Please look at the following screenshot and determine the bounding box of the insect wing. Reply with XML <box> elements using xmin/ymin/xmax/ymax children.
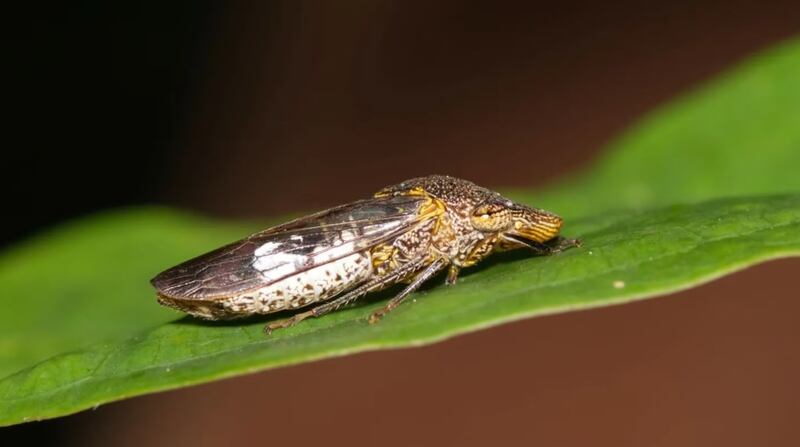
<box><xmin>151</xmin><ymin>195</ymin><xmax>427</xmax><ymax>300</ymax></box>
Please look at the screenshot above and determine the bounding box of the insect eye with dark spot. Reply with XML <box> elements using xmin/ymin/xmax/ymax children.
<box><xmin>470</xmin><ymin>202</ymin><xmax>512</xmax><ymax>232</ymax></box>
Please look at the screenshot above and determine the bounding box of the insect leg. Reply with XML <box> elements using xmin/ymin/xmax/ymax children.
<box><xmin>264</xmin><ymin>258</ymin><xmax>428</xmax><ymax>334</ymax></box>
<box><xmin>368</xmin><ymin>257</ymin><xmax>448</xmax><ymax>324</ymax></box>
<box><xmin>528</xmin><ymin>236</ymin><xmax>582</xmax><ymax>255</ymax></box>
<box><xmin>446</xmin><ymin>265</ymin><xmax>460</xmax><ymax>285</ymax></box>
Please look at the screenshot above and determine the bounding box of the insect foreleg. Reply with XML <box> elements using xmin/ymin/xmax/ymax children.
<box><xmin>527</xmin><ymin>236</ymin><xmax>582</xmax><ymax>255</ymax></box>
<box><xmin>264</xmin><ymin>257</ymin><xmax>429</xmax><ymax>334</ymax></box>
<box><xmin>446</xmin><ymin>265</ymin><xmax>460</xmax><ymax>285</ymax></box>
<box><xmin>368</xmin><ymin>257</ymin><xmax>448</xmax><ymax>324</ymax></box>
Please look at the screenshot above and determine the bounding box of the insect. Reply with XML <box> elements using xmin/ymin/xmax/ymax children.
<box><xmin>152</xmin><ymin>175</ymin><xmax>580</xmax><ymax>333</ymax></box>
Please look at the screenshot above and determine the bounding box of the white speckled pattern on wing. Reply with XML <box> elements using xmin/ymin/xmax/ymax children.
<box><xmin>220</xmin><ymin>252</ymin><xmax>372</xmax><ymax>315</ymax></box>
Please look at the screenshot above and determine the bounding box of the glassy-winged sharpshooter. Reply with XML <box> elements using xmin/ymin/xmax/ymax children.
<box><xmin>151</xmin><ymin>175</ymin><xmax>580</xmax><ymax>333</ymax></box>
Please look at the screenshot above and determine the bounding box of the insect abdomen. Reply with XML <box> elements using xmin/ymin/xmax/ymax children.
<box><xmin>216</xmin><ymin>252</ymin><xmax>373</xmax><ymax>317</ymax></box>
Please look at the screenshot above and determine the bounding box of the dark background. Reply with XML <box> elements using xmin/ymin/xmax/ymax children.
<box><xmin>4</xmin><ymin>1</ymin><xmax>800</xmax><ymax>445</ymax></box>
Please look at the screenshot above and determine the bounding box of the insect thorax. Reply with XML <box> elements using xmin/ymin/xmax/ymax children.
<box><xmin>370</xmin><ymin>191</ymin><xmax>496</xmax><ymax>273</ymax></box>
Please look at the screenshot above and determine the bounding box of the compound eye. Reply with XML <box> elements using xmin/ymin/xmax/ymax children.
<box><xmin>471</xmin><ymin>203</ymin><xmax>510</xmax><ymax>231</ymax></box>
<box><xmin>473</xmin><ymin>203</ymin><xmax>504</xmax><ymax>218</ymax></box>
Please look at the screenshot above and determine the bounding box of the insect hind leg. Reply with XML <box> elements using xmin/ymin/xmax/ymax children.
<box><xmin>368</xmin><ymin>257</ymin><xmax>448</xmax><ymax>324</ymax></box>
<box><xmin>264</xmin><ymin>257</ymin><xmax>429</xmax><ymax>334</ymax></box>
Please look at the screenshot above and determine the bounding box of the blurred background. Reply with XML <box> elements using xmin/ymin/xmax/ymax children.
<box><xmin>4</xmin><ymin>1</ymin><xmax>800</xmax><ymax>445</ymax></box>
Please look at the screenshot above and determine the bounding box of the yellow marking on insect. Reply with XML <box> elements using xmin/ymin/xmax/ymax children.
<box><xmin>374</xmin><ymin>185</ymin><xmax>428</xmax><ymax>198</ymax></box>
<box><xmin>373</xmin><ymin>184</ymin><xmax>446</xmax><ymax>233</ymax></box>
<box><xmin>417</xmin><ymin>196</ymin><xmax>447</xmax><ymax>234</ymax></box>
<box><xmin>462</xmin><ymin>236</ymin><xmax>498</xmax><ymax>267</ymax></box>
<box><xmin>516</xmin><ymin>218</ymin><xmax>562</xmax><ymax>242</ymax></box>
<box><xmin>370</xmin><ymin>243</ymin><xmax>397</xmax><ymax>274</ymax></box>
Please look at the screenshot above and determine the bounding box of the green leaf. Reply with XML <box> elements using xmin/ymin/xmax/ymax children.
<box><xmin>2</xmin><ymin>38</ymin><xmax>800</xmax><ymax>425</ymax></box>
<box><xmin>2</xmin><ymin>196</ymin><xmax>800</xmax><ymax>425</ymax></box>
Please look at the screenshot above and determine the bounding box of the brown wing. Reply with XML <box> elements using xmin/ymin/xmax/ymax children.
<box><xmin>151</xmin><ymin>194</ymin><xmax>428</xmax><ymax>300</ymax></box>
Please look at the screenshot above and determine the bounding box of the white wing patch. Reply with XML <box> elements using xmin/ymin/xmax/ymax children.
<box><xmin>251</xmin><ymin>230</ymin><xmax>360</xmax><ymax>282</ymax></box>
<box><xmin>254</xmin><ymin>241</ymin><xmax>283</xmax><ymax>257</ymax></box>
<box><xmin>252</xmin><ymin>253</ymin><xmax>306</xmax><ymax>282</ymax></box>
<box><xmin>251</xmin><ymin>222</ymin><xmax>403</xmax><ymax>283</ymax></box>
